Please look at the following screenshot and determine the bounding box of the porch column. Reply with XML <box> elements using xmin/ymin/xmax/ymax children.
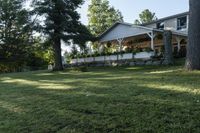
<box><xmin>117</xmin><ymin>38</ymin><xmax>124</xmax><ymax>61</ymax></box>
<box><xmin>175</xmin><ymin>37</ymin><xmax>181</xmax><ymax>52</ymax></box>
<box><xmin>103</xmin><ymin>43</ymin><xmax>106</xmax><ymax>63</ymax></box>
<box><xmin>147</xmin><ymin>31</ymin><xmax>155</xmax><ymax>50</ymax></box>
<box><xmin>117</xmin><ymin>38</ymin><xmax>124</xmax><ymax>52</ymax></box>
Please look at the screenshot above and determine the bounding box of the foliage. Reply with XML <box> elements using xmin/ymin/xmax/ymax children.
<box><xmin>134</xmin><ymin>9</ymin><xmax>157</xmax><ymax>24</ymax></box>
<box><xmin>144</xmin><ymin>47</ymin><xmax>154</xmax><ymax>52</ymax></box>
<box><xmin>32</xmin><ymin>38</ymin><xmax>55</xmax><ymax>65</ymax></box>
<box><xmin>0</xmin><ymin>0</ymin><xmax>49</xmax><ymax>72</ymax></box>
<box><xmin>0</xmin><ymin>0</ymin><xmax>32</xmax><ymax>69</ymax></box>
<box><xmin>88</xmin><ymin>0</ymin><xmax>123</xmax><ymax>36</ymax></box>
<box><xmin>88</xmin><ymin>0</ymin><xmax>123</xmax><ymax>52</ymax></box>
<box><xmin>0</xmin><ymin>61</ymin><xmax>25</xmax><ymax>73</ymax></box>
<box><xmin>25</xmin><ymin>38</ymin><xmax>54</xmax><ymax>69</ymax></box>
<box><xmin>74</xmin><ymin>66</ymin><xmax>89</xmax><ymax>72</ymax></box>
<box><xmin>67</xmin><ymin>47</ymin><xmax>155</xmax><ymax>60</ymax></box>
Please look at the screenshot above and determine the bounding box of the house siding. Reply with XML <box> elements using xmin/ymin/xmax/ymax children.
<box><xmin>145</xmin><ymin>14</ymin><xmax>189</xmax><ymax>34</ymax></box>
<box><xmin>164</xmin><ymin>18</ymin><xmax>177</xmax><ymax>31</ymax></box>
<box><xmin>99</xmin><ymin>24</ymin><xmax>152</xmax><ymax>43</ymax></box>
<box><xmin>145</xmin><ymin>23</ymin><xmax>156</xmax><ymax>29</ymax></box>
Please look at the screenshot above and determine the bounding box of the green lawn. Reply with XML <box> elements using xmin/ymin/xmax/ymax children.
<box><xmin>1</xmin><ymin>64</ymin><xmax>200</xmax><ymax>133</ymax></box>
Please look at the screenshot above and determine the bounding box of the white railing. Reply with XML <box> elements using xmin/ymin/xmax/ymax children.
<box><xmin>134</xmin><ymin>52</ymin><xmax>155</xmax><ymax>59</ymax></box>
<box><xmin>70</xmin><ymin>52</ymin><xmax>154</xmax><ymax>64</ymax></box>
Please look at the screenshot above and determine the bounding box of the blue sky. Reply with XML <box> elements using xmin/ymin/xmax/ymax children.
<box><xmin>78</xmin><ymin>0</ymin><xmax>189</xmax><ymax>25</ymax></box>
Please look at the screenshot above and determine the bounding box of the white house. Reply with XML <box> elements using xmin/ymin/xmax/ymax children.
<box><xmin>71</xmin><ymin>12</ymin><xmax>189</xmax><ymax>64</ymax></box>
<box><xmin>98</xmin><ymin>12</ymin><xmax>188</xmax><ymax>55</ymax></box>
<box><xmin>142</xmin><ymin>12</ymin><xmax>189</xmax><ymax>34</ymax></box>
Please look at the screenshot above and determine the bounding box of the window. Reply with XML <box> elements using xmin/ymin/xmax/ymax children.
<box><xmin>157</xmin><ymin>22</ymin><xmax>164</xmax><ymax>30</ymax></box>
<box><xmin>177</xmin><ymin>16</ymin><xmax>187</xmax><ymax>30</ymax></box>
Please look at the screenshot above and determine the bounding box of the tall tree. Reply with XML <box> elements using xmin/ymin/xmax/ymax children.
<box><xmin>88</xmin><ymin>0</ymin><xmax>123</xmax><ymax>36</ymax></box>
<box><xmin>186</xmin><ymin>0</ymin><xmax>200</xmax><ymax>70</ymax></box>
<box><xmin>0</xmin><ymin>0</ymin><xmax>31</xmax><ymax>63</ymax></box>
<box><xmin>32</xmin><ymin>0</ymin><xmax>92</xmax><ymax>71</ymax></box>
<box><xmin>134</xmin><ymin>9</ymin><xmax>157</xmax><ymax>24</ymax></box>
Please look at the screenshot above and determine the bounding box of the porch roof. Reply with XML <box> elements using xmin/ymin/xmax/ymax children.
<box><xmin>98</xmin><ymin>22</ymin><xmax>187</xmax><ymax>43</ymax></box>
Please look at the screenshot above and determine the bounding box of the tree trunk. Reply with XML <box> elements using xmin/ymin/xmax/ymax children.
<box><xmin>163</xmin><ymin>30</ymin><xmax>174</xmax><ymax>65</ymax></box>
<box><xmin>53</xmin><ymin>37</ymin><xmax>63</xmax><ymax>71</ymax></box>
<box><xmin>186</xmin><ymin>0</ymin><xmax>200</xmax><ymax>70</ymax></box>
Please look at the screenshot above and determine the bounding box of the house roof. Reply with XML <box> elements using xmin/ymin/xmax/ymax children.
<box><xmin>98</xmin><ymin>22</ymin><xmax>132</xmax><ymax>39</ymax></box>
<box><xmin>141</xmin><ymin>11</ymin><xmax>189</xmax><ymax>26</ymax></box>
<box><xmin>98</xmin><ymin>22</ymin><xmax>162</xmax><ymax>42</ymax></box>
<box><xmin>98</xmin><ymin>22</ymin><xmax>161</xmax><ymax>41</ymax></box>
<box><xmin>98</xmin><ymin>22</ymin><xmax>187</xmax><ymax>43</ymax></box>
<box><xmin>98</xmin><ymin>11</ymin><xmax>190</xmax><ymax>41</ymax></box>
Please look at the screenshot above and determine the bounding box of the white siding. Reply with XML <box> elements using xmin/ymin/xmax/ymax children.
<box><xmin>145</xmin><ymin>23</ymin><xmax>157</xmax><ymax>29</ymax></box>
<box><xmin>164</xmin><ymin>18</ymin><xmax>177</xmax><ymax>31</ymax></box>
<box><xmin>144</xmin><ymin>15</ymin><xmax>189</xmax><ymax>34</ymax></box>
<box><xmin>134</xmin><ymin>52</ymin><xmax>154</xmax><ymax>59</ymax></box>
<box><xmin>99</xmin><ymin>24</ymin><xmax>152</xmax><ymax>43</ymax></box>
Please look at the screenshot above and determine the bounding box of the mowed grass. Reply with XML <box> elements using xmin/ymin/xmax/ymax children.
<box><xmin>1</xmin><ymin>63</ymin><xmax>200</xmax><ymax>132</ymax></box>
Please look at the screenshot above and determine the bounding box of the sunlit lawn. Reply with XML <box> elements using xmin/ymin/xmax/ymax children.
<box><xmin>1</xmin><ymin>62</ymin><xmax>200</xmax><ymax>132</ymax></box>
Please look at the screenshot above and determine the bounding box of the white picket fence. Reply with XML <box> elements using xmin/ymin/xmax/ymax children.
<box><xmin>70</xmin><ymin>52</ymin><xmax>154</xmax><ymax>64</ymax></box>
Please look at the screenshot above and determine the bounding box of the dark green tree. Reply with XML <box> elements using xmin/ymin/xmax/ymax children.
<box><xmin>32</xmin><ymin>0</ymin><xmax>92</xmax><ymax>71</ymax></box>
<box><xmin>134</xmin><ymin>9</ymin><xmax>157</xmax><ymax>24</ymax></box>
<box><xmin>0</xmin><ymin>0</ymin><xmax>31</xmax><ymax>65</ymax></box>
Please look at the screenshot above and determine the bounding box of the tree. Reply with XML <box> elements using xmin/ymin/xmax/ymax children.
<box><xmin>134</xmin><ymin>9</ymin><xmax>157</xmax><ymax>24</ymax></box>
<box><xmin>185</xmin><ymin>0</ymin><xmax>200</xmax><ymax>70</ymax></box>
<box><xmin>0</xmin><ymin>0</ymin><xmax>31</xmax><ymax>64</ymax></box>
<box><xmin>27</xmin><ymin>37</ymin><xmax>55</xmax><ymax>68</ymax></box>
<box><xmin>32</xmin><ymin>0</ymin><xmax>92</xmax><ymax>71</ymax></box>
<box><xmin>88</xmin><ymin>0</ymin><xmax>123</xmax><ymax>36</ymax></box>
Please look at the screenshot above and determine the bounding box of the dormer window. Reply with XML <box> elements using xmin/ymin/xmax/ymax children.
<box><xmin>177</xmin><ymin>16</ymin><xmax>187</xmax><ymax>30</ymax></box>
<box><xmin>157</xmin><ymin>22</ymin><xmax>164</xmax><ymax>30</ymax></box>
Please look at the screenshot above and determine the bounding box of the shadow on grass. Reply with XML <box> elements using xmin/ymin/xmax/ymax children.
<box><xmin>0</xmin><ymin>66</ymin><xmax>200</xmax><ymax>133</ymax></box>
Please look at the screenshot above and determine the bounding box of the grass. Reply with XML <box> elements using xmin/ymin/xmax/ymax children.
<box><xmin>1</xmin><ymin>61</ymin><xmax>200</xmax><ymax>132</ymax></box>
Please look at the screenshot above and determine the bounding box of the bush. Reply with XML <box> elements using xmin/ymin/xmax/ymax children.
<box><xmin>144</xmin><ymin>47</ymin><xmax>154</xmax><ymax>52</ymax></box>
<box><xmin>0</xmin><ymin>61</ymin><xmax>24</xmax><ymax>73</ymax></box>
<box><xmin>72</xmin><ymin>66</ymin><xmax>89</xmax><ymax>72</ymax></box>
<box><xmin>79</xmin><ymin>66</ymin><xmax>89</xmax><ymax>72</ymax></box>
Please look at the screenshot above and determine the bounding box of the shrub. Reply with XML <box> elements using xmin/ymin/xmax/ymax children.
<box><xmin>0</xmin><ymin>61</ymin><xmax>24</xmax><ymax>73</ymax></box>
<box><xmin>144</xmin><ymin>47</ymin><xmax>154</xmax><ymax>52</ymax></box>
<box><xmin>72</xmin><ymin>66</ymin><xmax>88</xmax><ymax>72</ymax></box>
<box><xmin>79</xmin><ymin>66</ymin><xmax>89</xmax><ymax>72</ymax></box>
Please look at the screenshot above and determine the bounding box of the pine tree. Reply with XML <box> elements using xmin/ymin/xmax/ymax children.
<box><xmin>33</xmin><ymin>0</ymin><xmax>92</xmax><ymax>71</ymax></box>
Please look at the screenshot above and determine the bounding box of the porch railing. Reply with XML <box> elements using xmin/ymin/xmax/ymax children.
<box><xmin>70</xmin><ymin>52</ymin><xmax>154</xmax><ymax>64</ymax></box>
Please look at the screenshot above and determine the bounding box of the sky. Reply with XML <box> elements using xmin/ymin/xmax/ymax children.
<box><xmin>78</xmin><ymin>0</ymin><xmax>189</xmax><ymax>25</ymax></box>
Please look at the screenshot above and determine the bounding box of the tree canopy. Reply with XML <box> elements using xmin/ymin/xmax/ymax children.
<box><xmin>88</xmin><ymin>0</ymin><xmax>123</xmax><ymax>36</ymax></box>
<box><xmin>0</xmin><ymin>0</ymin><xmax>32</xmax><ymax>62</ymax></box>
<box><xmin>134</xmin><ymin>9</ymin><xmax>157</xmax><ymax>25</ymax></box>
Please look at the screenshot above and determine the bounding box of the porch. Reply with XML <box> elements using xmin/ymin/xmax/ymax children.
<box><xmin>70</xmin><ymin>22</ymin><xmax>187</xmax><ymax>65</ymax></box>
<box><xmin>98</xmin><ymin>22</ymin><xmax>188</xmax><ymax>57</ymax></box>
